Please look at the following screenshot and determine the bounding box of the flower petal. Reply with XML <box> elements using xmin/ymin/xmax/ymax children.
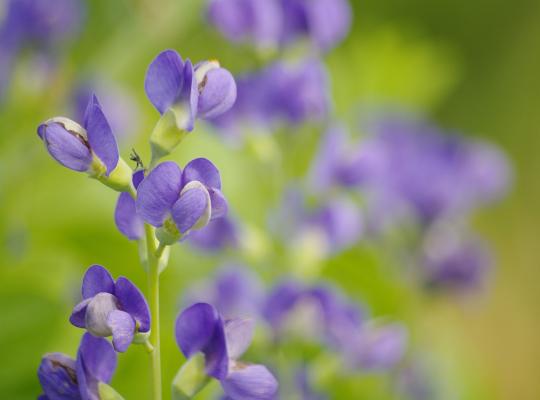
<box><xmin>115</xmin><ymin>192</ymin><xmax>144</xmax><ymax>240</ymax></box>
<box><xmin>114</xmin><ymin>277</ymin><xmax>151</xmax><ymax>332</ymax></box>
<box><xmin>145</xmin><ymin>49</ymin><xmax>184</xmax><ymax>114</ymax></box>
<box><xmin>70</xmin><ymin>298</ymin><xmax>91</xmax><ymax>328</ymax></box>
<box><xmin>107</xmin><ymin>310</ymin><xmax>135</xmax><ymax>353</ymax></box>
<box><xmin>41</xmin><ymin>122</ymin><xmax>92</xmax><ymax>172</ymax></box>
<box><xmin>78</xmin><ymin>332</ymin><xmax>117</xmax><ymax>384</ymax></box>
<box><xmin>175</xmin><ymin>303</ymin><xmax>229</xmax><ymax>379</ymax></box>
<box><xmin>221</xmin><ymin>363</ymin><xmax>278</xmax><ymax>400</ymax></box>
<box><xmin>183</xmin><ymin>158</ymin><xmax>222</xmax><ymax>189</ymax></box>
<box><xmin>38</xmin><ymin>353</ymin><xmax>79</xmax><ymax>400</ymax></box>
<box><xmin>84</xmin><ymin>95</ymin><xmax>119</xmax><ymax>175</ymax></box>
<box><xmin>171</xmin><ymin>185</ymin><xmax>210</xmax><ymax>233</ymax></box>
<box><xmin>224</xmin><ymin>318</ymin><xmax>255</xmax><ymax>359</ymax></box>
<box><xmin>197</xmin><ymin>67</ymin><xmax>237</xmax><ymax>119</ymax></box>
<box><xmin>178</xmin><ymin>59</ymin><xmax>199</xmax><ymax>132</ymax></box>
<box><xmin>82</xmin><ymin>265</ymin><xmax>115</xmax><ymax>299</ymax></box>
<box><xmin>85</xmin><ymin>293</ymin><xmax>118</xmax><ymax>337</ymax></box>
<box><xmin>209</xmin><ymin>188</ymin><xmax>228</xmax><ymax>220</ymax></box>
<box><xmin>136</xmin><ymin>161</ymin><xmax>183</xmax><ymax>227</ymax></box>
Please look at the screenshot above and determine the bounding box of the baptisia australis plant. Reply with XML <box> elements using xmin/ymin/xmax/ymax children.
<box><xmin>35</xmin><ymin>49</ymin><xmax>273</xmax><ymax>400</ymax></box>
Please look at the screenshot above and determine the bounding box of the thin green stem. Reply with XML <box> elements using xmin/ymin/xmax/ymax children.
<box><xmin>145</xmin><ymin>224</ymin><xmax>162</xmax><ymax>400</ymax></box>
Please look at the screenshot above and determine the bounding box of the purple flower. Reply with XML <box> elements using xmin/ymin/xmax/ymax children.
<box><xmin>175</xmin><ymin>303</ymin><xmax>278</xmax><ymax>399</ymax></box>
<box><xmin>38</xmin><ymin>333</ymin><xmax>117</xmax><ymax>400</ymax></box>
<box><xmin>115</xmin><ymin>170</ymin><xmax>145</xmax><ymax>240</ymax></box>
<box><xmin>69</xmin><ymin>265</ymin><xmax>150</xmax><ymax>353</ymax></box>
<box><xmin>210</xmin><ymin>59</ymin><xmax>329</xmax><ymax>137</ymax></box>
<box><xmin>136</xmin><ymin>159</ymin><xmax>228</xmax><ymax>243</ymax></box>
<box><xmin>421</xmin><ymin>224</ymin><xmax>491</xmax><ymax>292</ymax></box>
<box><xmin>183</xmin><ymin>265</ymin><xmax>263</xmax><ymax>318</ymax></box>
<box><xmin>347</xmin><ymin>323</ymin><xmax>408</xmax><ymax>371</ymax></box>
<box><xmin>280</xmin><ymin>0</ymin><xmax>352</xmax><ymax>51</ymax></box>
<box><xmin>208</xmin><ymin>0</ymin><xmax>283</xmax><ymax>49</ymax></box>
<box><xmin>188</xmin><ymin>216</ymin><xmax>239</xmax><ymax>252</ymax></box>
<box><xmin>145</xmin><ymin>49</ymin><xmax>236</xmax><ymax>132</ymax></box>
<box><xmin>37</xmin><ymin>95</ymin><xmax>119</xmax><ymax>176</ymax></box>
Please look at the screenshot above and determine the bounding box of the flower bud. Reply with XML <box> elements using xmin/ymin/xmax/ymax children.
<box><xmin>195</xmin><ymin>60</ymin><xmax>237</xmax><ymax>119</ymax></box>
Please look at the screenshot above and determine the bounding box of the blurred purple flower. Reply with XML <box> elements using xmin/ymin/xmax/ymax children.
<box><xmin>38</xmin><ymin>333</ymin><xmax>117</xmax><ymax>400</ymax></box>
<box><xmin>69</xmin><ymin>265</ymin><xmax>150</xmax><ymax>352</ymax></box>
<box><xmin>145</xmin><ymin>50</ymin><xmax>237</xmax><ymax>131</ymax></box>
<box><xmin>188</xmin><ymin>216</ymin><xmax>239</xmax><ymax>252</ymax></box>
<box><xmin>175</xmin><ymin>303</ymin><xmax>278</xmax><ymax>399</ymax></box>
<box><xmin>210</xmin><ymin>59</ymin><xmax>330</xmax><ymax>137</ymax></box>
<box><xmin>208</xmin><ymin>0</ymin><xmax>283</xmax><ymax>49</ymax></box>
<box><xmin>115</xmin><ymin>170</ymin><xmax>145</xmax><ymax>240</ymax></box>
<box><xmin>184</xmin><ymin>265</ymin><xmax>263</xmax><ymax>318</ymax></box>
<box><xmin>0</xmin><ymin>0</ymin><xmax>84</xmax><ymax>100</ymax></box>
<box><xmin>37</xmin><ymin>95</ymin><xmax>119</xmax><ymax>176</ymax></box>
<box><xmin>136</xmin><ymin>159</ymin><xmax>228</xmax><ymax>241</ymax></box>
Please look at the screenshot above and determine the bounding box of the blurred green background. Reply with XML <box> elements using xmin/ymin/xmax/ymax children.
<box><xmin>1</xmin><ymin>0</ymin><xmax>539</xmax><ymax>399</ymax></box>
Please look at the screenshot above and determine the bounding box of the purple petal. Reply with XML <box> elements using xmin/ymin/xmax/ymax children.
<box><xmin>107</xmin><ymin>310</ymin><xmax>135</xmax><ymax>353</ymax></box>
<box><xmin>224</xmin><ymin>318</ymin><xmax>254</xmax><ymax>359</ymax></box>
<box><xmin>145</xmin><ymin>49</ymin><xmax>184</xmax><ymax>114</ymax></box>
<box><xmin>136</xmin><ymin>161</ymin><xmax>183</xmax><ymax>227</ymax></box>
<box><xmin>208</xmin><ymin>188</ymin><xmax>228</xmax><ymax>220</ymax></box>
<box><xmin>132</xmin><ymin>169</ymin><xmax>145</xmax><ymax>188</ymax></box>
<box><xmin>183</xmin><ymin>158</ymin><xmax>222</xmax><ymax>189</ymax></box>
<box><xmin>197</xmin><ymin>67</ymin><xmax>237</xmax><ymax>120</ymax></box>
<box><xmin>221</xmin><ymin>363</ymin><xmax>278</xmax><ymax>400</ymax></box>
<box><xmin>188</xmin><ymin>217</ymin><xmax>238</xmax><ymax>252</ymax></box>
<box><xmin>76</xmin><ymin>352</ymin><xmax>93</xmax><ymax>400</ymax></box>
<box><xmin>171</xmin><ymin>186</ymin><xmax>210</xmax><ymax>233</ymax></box>
<box><xmin>41</xmin><ymin>122</ymin><xmax>92</xmax><ymax>171</ymax></box>
<box><xmin>114</xmin><ymin>277</ymin><xmax>151</xmax><ymax>332</ymax></box>
<box><xmin>70</xmin><ymin>298</ymin><xmax>91</xmax><ymax>328</ymax></box>
<box><xmin>85</xmin><ymin>293</ymin><xmax>119</xmax><ymax>337</ymax></box>
<box><xmin>115</xmin><ymin>192</ymin><xmax>144</xmax><ymax>240</ymax></box>
<box><xmin>175</xmin><ymin>303</ymin><xmax>229</xmax><ymax>379</ymax></box>
<box><xmin>82</xmin><ymin>265</ymin><xmax>115</xmax><ymax>299</ymax></box>
<box><xmin>352</xmin><ymin>324</ymin><xmax>408</xmax><ymax>371</ymax></box>
<box><xmin>38</xmin><ymin>353</ymin><xmax>79</xmax><ymax>400</ymax></box>
<box><xmin>78</xmin><ymin>333</ymin><xmax>117</xmax><ymax>383</ymax></box>
<box><xmin>84</xmin><ymin>95</ymin><xmax>119</xmax><ymax>175</ymax></box>
<box><xmin>179</xmin><ymin>59</ymin><xmax>199</xmax><ymax>132</ymax></box>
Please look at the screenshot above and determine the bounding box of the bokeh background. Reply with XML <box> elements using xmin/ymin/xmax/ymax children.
<box><xmin>1</xmin><ymin>0</ymin><xmax>539</xmax><ymax>399</ymax></box>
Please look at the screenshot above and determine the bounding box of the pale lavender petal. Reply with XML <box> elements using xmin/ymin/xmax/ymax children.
<box><xmin>38</xmin><ymin>353</ymin><xmax>79</xmax><ymax>400</ymax></box>
<box><xmin>85</xmin><ymin>293</ymin><xmax>119</xmax><ymax>337</ymax></box>
<box><xmin>84</xmin><ymin>95</ymin><xmax>119</xmax><ymax>175</ymax></box>
<box><xmin>70</xmin><ymin>298</ymin><xmax>91</xmax><ymax>328</ymax></box>
<box><xmin>171</xmin><ymin>187</ymin><xmax>209</xmax><ymax>233</ymax></box>
<box><xmin>188</xmin><ymin>217</ymin><xmax>238</xmax><ymax>252</ymax></box>
<box><xmin>209</xmin><ymin>188</ymin><xmax>228</xmax><ymax>220</ymax></box>
<box><xmin>40</xmin><ymin>122</ymin><xmax>92</xmax><ymax>172</ymax></box>
<box><xmin>352</xmin><ymin>324</ymin><xmax>408</xmax><ymax>371</ymax></box>
<box><xmin>136</xmin><ymin>161</ymin><xmax>183</xmax><ymax>227</ymax></box>
<box><xmin>115</xmin><ymin>192</ymin><xmax>144</xmax><ymax>240</ymax></box>
<box><xmin>175</xmin><ymin>303</ymin><xmax>229</xmax><ymax>379</ymax></box>
<box><xmin>82</xmin><ymin>265</ymin><xmax>115</xmax><ymax>299</ymax></box>
<box><xmin>221</xmin><ymin>364</ymin><xmax>278</xmax><ymax>400</ymax></box>
<box><xmin>145</xmin><ymin>49</ymin><xmax>184</xmax><ymax>114</ymax></box>
<box><xmin>114</xmin><ymin>277</ymin><xmax>151</xmax><ymax>332</ymax></box>
<box><xmin>78</xmin><ymin>333</ymin><xmax>117</xmax><ymax>383</ymax></box>
<box><xmin>183</xmin><ymin>158</ymin><xmax>222</xmax><ymax>189</ymax></box>
<box><xmin>224</xmin><ymin>318</ymin><xmax>255</xmax><ymax>359</ymax></box>
<box><xmin>198</xmin><ymin>67</ymin><xmax>237</xmax><ymax>119</ymax></box>
<box><xmin>107</xmin><ymin>310</ymin><xmax>135</xmax><ymax>353</ymax></box>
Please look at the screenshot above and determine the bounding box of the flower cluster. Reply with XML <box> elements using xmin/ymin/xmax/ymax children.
<box><xmin>208</xmin><ymin>0</ymin><xmax>352</xmax><ymax>51</ymax></box>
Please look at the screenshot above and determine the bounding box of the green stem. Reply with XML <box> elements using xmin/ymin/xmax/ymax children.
<box><xmin>145</xmin><ymin>224</ymin><xmax>162</xmax><ymax>400</ymax></box>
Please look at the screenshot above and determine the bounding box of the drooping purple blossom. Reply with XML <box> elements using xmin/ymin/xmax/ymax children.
<box><xmin>37</xmin><ymin>95</ymin><xmax>119</xmax><ymax>176</ymax></box>
<box><xmin>0</xmin><ymin>0</ymin><xmax>84</xmax><ymax>100</ymax></box>
<box><xmin>175</xmin><ymin>303</ymin><xmax>278</xmax><ymax>399</ymax></box>
<box><xmin>37</xmin><ymin>333</ymin><xmax>117</xmax><ymax>400</ymax></box>
<box><xmin>183</xmin><ymin>265</ymin><xmax>263</xmax><ymax>318</ymax></box>
<box><xmin>135</xmin><ymin>159</ymin><xmax>228</xmax><ymax>242</ymax></box>
<box><xmin>210</xmin><ymin>59</ymin><xmax>330</xmax><ymax>137</ymax></box>
<box><xmin>69</xmin><ymin>265</ymin><xmax>150</xmax><ymax>352</ymax></box>
<box><xmin>115</xmin><ymin>170</ymin><xmax>145</xmax><ymax>240</ymax></box>
<box><xmin>145</xmin><ymin>50</ymin><xmax>236</xmax><ymax>132</ymax></box>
